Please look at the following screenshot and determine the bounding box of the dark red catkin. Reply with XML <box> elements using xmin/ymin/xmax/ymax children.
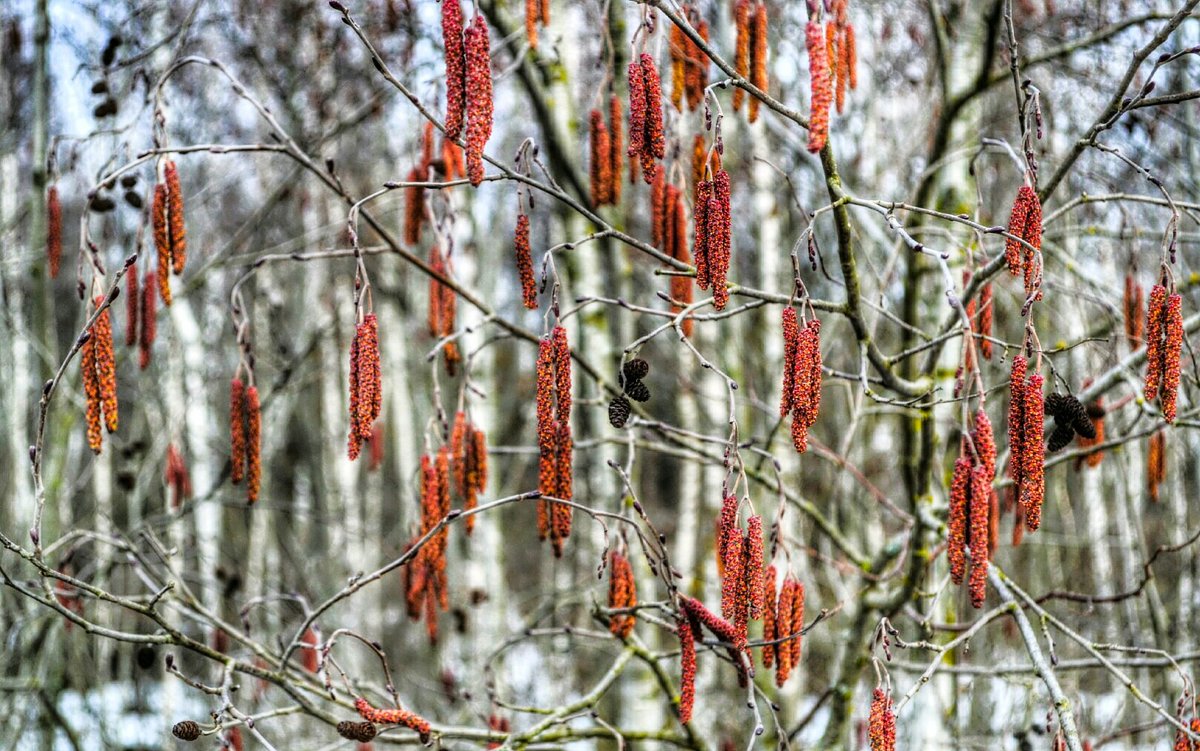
<box><xmin>679</xmin><ymin>594</ymin><xmax>740</xmax><ymax>645</ymax></box>
<box><xmin>744</xmin><ymin>515</ymin><xmax>765</xmax><ymax>619</ymax></box>
<box><xmin>805</xmin><ymin>20</ymin><xmax>832</xmax><ymax>153</ymax></box>
<box><xmin>139</xmin><ymin>269</ymin><xmax>156</xmax><ymax>369</ymax></box>
<box><xmin>152</xmin><ymin>183</ymin><xmax>172</xmax><ymax>305</ymax></box>
<box><xmin>947</xmin><ymin>455</ymin><xmax>971</xmax><ymax>585</ymax></box>
<box><xmin>125</xmin><ymin>269</ymin><xmax>139</xmax><ymax>346</ymax></box>
<box><xmin>514</xmin><ymin>213</ymin><xmax>537</xmax><ymax>309</ymax></box>
<box><xmin>230</xmin><ymin>378</ymin><xmax>246</xmax><ymax>484</ymax></box>
<box><xmin>1004</xmin><ymin>186</ymin><xmax>1043</xmax><ymax>301</ymax></box>
<box><xmin>464</xmin><ymin>15</ymin><xmax>494</xmax><ymax>187</ymax></box>
<box><xmin>627</xmin><ymin>54</ymin><xmax>665</xmax><ymax>183</ymax></box>
<box><xmin>1007</xmin><ymin>355</ymin><xmax>1028</xmax><ymax>492</ymax></box>
<box><xmin>707</xmin><ymin>169</ymin><xmax>732</xmax><ymax>310</ymax></box>
<box><xmin>404</xmin><ymin>166</ymin><xmax>425</xmax><ymax>246</ymax></box>
<box><xmin>968</xmin><ymin>462</ymin><xmax>991</xmax><ymax>607</ymax></box>
<box><xmin>244</xmin><ymin>385</ymin><xmax>262</xmax><ymax>504</ymax></box>
<box><xmin>693</xmin><ymin>178</ymin><xmax>712</xmax><ymax>289</ymax></box>
<box><xmin>1019</xmin><ymin>372</ymin><xmax>1045</xmax><ymax>531</ymax></box>
<box><xmin>979</xmin><ymin>283</ymin><xmax>993</xmax><ymax>359</ymax></box>
<box><xmin>678</xmin><ymin>617</ymin><xmax>696</xmax><ymax>724</ymax></box>
<box><xmin>164</xmin><ymin>161</ymin><xmax>187</xmax><ymax>275</ymax></box>
<box><xmin>589</xmin><ymin>110</ymin><xmax>612</xmax><ymax>207</ymax></box>
<box><xmin>608</xmin><ymin>95</ymin><xmax>623</xmax><ymax>203</ymax></box>
<box><xmin>47</xmin><ymin>185</ymin><xmax>62</xmax><ymax>279</ymax></box>
<box><xmin>761</xmin><ymin>564</ymin><xmax>777</xmax><ymax>668</ymax></box>
<box><xmin>626</xmin><ymin>59</ymin><xmax>646</xmax><ymax>174</ymax></box>
<box><xmin>442</xmin><ymin>0</ymin><xmax>467</xmax><ymax>141</ymax></box>
<box><xmin>868</xmin><ymin>687</ymin><xmax>896</xmax><ymax>751</ymax></box>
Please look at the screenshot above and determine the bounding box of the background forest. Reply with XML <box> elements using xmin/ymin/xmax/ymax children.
<box><xmin>1</xmin><ymin>1</ymin><xmax>1200</xmax><ymax>750</ymax></box>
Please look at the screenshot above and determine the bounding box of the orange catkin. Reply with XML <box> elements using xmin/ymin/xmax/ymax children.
<box><xmin>442</xmin><ymin>0</ymin><xmax>466</xmax><ymax>140</ymax></box>
<box><xmin>354</xmin><ymin>697</ymin><xmax>431</xmax><ymax>742</ymax></box>
<box><xmin>868</xmin><ymin>688</ymin><xmax>896</xmax><ymax>751</ymax></box>
<box><xmin>1019</xmin><ymin>372</ymin><xmax>1045</xmax><ymax>531</ymax></box>
<box><xmin>152</xmin><ymin>183</ymin><xmax>172</xmax><ymax>305</ymax></box>
<box><xmin>244</xmin><ymin>385</ymin><xmax>262</xmax><ymax>504</ymax></box>
<box><xmin>668</xmin><ymin>192</ymin><xmax>693</xmax><ymax>335</ymax></box>
<box><xmin>639</xmin><ymin>54</ymin><xmax>665</xmax><ymax>182</ymax></box>
<box><xmin>47</xmin><ymin>185</ymin><xmax>62</xmax><ymax>279</ymax></box>
<box><xmin>968</xmin><ymin>463</ymin><xmax>991</xmax><ymax>607</ymax></box>
<box><xmin>805</xmin><ymin>20</ymin><xmax>832</xmax><ymax>153</ymax></box>
<box><xmin>348</xmin><ymin>314</ymin><xmax>382</xmax><ymax>460</ymax></box>
<box><xmin>1007</xmin><ymin>355</ymin><xmax>1028</xmax><ymax>490</ymax></box>
<box><xmin>979</xmin><ymin>282</ymin><xmax>994</xmax><ymax>359</ymax></box>
<box><xmin>1124</xmin><ymin>275</ymin><xmax>1145</xmax><ymax>349</ymax></box>
<box><xmin>81</xmin><ymin>315</ymin><xmax>103</xmax><ymax>454</ymax></box>
<box><xmin>1147</xmin><ymin>429</ymin><xmax>1166</xmax><ymax>502</ymax></box>
<box><xmin>670</xmin><ymin>20</ymin><xmax>687</xmax><ymax>111</ymax></box>
<box><xmin>589</xmin><ymin>110</ymin><xmax>612</xmax><ymax>207</ymax></box>
<box><xmin>90</xmin><ymin>298</ymin><xmax>118</xmax><ymax>435</ymax></box>
<box><xmin>787</xmin><ymin>317</ymin><xmax>823</xmax><ymax>453</ymax></box>
<box><xmin>525</xmin><ymin>0</ymin><xmax>539</xmax><ymax>49</ymax></box>
<box><xmin>164</xmin><ymin>161</ymin><xmax>187</xmax><ymax>275</ymax></box>
<box><xmin>1160</xmin><ymin>293</ymin><xmax>1183</xmax><ymax>423</ymax></box>
<box><xmin>300</xmin><ymin>627</ymin><xmax>320</xmax><ymax>673</ymax></box>
<box><xmin>230</xmin><ymin>378</ymin><xmax>247</xmax><ymax>484</ymax></box>
<box><xmin>760</xmin><ymin>564</ymin><xmax>777</xmax><ymax>668</ymax></box>
<box><xmin>1143</xmin><ymin>284</ymin><xmax>1168</xmax><ymax>402</ymax></box>
<box><xmin>608</xmin><ymin>96</ymin><xmax>623</xmax><ymax>203</ymax></box>
<box><xmin>684</xmin><ymin>20</ymin><xmax>709</xmax><ymax>111</ymax></box>
<box><xmin>733</xmin><ymin>0</ymin><xmax>751</xmax><ymax>112</ymax></box>
<box><xmin>464</xmin><ymin>15</ymin><xmax>494</xmax><ymax>187</ymax></box>
<box><xmin>748</xmin><ymin>2</ymin><xmax>768</xmax><ymax>122</ymax></box>
<box><xmin>140</xmin><ymin>270</ymin><xmax>156</xmax><ymax>369</ymax></box>
<box><xmin>608</xmin><ymin>550</ymin><xmax>637</xmax><ymax>638</ymax></box>
<box><xmin>677</xmin><ymin>617</ymin><xmax>696</xmax><ymax>723</ymax></box>
<box><xmin>707</xmin><ymin>169</ymin><xmax>732</xmax><ymax>310</ymax></box>
<box><xmin>514</xmin><ymin>213</ymin><xmax>537</xmax><ymax>309</ymax></box>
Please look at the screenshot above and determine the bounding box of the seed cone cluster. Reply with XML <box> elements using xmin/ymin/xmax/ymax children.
<box><xmin>151</xmin><ymin>160</ymin><xmax>188</xmax><ymax>305</ymax></box>
<box><xmin>348</xmin><ymin>313</ymin><xmax>383</xmax><ymax>461</ymax></box>
<box><xmin>1144</xmin><ymin>283</ymin><xmax>1184</xmax><ymax>423</ymax></box>
<box><xmin>780</xmin><ymin>308</ymin><xmax>823</xmax><ymax>453</ymax></box>
<box><xmin>451</xmin><ymin>411</ymin><xmax>488</xmax><ymax>535</ymax></box>
<box><xmin>428</xmin><ymin>245</ymin><xmax>461</xmax><ymax>374</ymax></box>
<box><xmin>229</xmin><ymin>377</ymin><xmax>262</xmax><ymax>504</ymax></box>
<box><xmin>406</xmin><ymin>450</ymin><xmax>452</xmax><ymax>643</ymax></box>
<box><xmin>948</xmin><ymin>409</ymin><xmax>996</xmax><ymax>608</ymax></box>
<box><xmin>607</xmin><ymin>550</ymin><xmax>637</xmax><ymax>638</ymax></box>
<box><xmin>1044</xmin><ymin>392</ymin><xmax>1096</xmax><ymax>452</ymax></box>
<box><xmin>81</xmin><ymin>296</ymin><xmax>118</xmax><ymax>454</ymax></box>
<box><xmin>337</xmin><ymin>720</ymin><xmax>378</xmax><ymax>743</ymax></box>
<box><xmin>693</xmin><ymin>165</ymin><xmax>733</xmax><ymax>310</ymax></box>
<box><xmin>627</xmin><ymin>53</ymin><xmax>666</xmax><ymax>183</ymax></box>
<box><xmin>1008</xmin><ymin>355</ymin><xmax>1045</xmax><ymax>531</ymax></box>
<box><xmin>536</xmin><ymin>326</ymin><xmax>573</xmax><ymax>556</ymax></box>
<box><xmin>354</xmin><ymin>697</ymin><xmax>431</xmax><ymax>743</ymax></box>
<box><xmin>1004</xmin><ymin>185</ymin><xmax>1043</xmax><ymax>302</ymax></box>
<box><xmin>670</xmin><ymin>6</ymin><xmax>709</xmax><ymax>112</ymax></box>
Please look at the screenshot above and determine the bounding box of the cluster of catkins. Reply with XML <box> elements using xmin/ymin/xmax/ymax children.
<box><xmin>651</xmin><ymin>174</ymin><xmax>694</xmax><ymax>334</ymax></box>
<box><xmin>442</xmin><ymin>2</ymin><xmax>493</xmax><ymax>186</ymax></box>
<box><xmin>761</xmin><ymin>564</ymin><xmax>805</xmax><ymax>687</ymax></box>
<box><xmin>1004</xmin><ymin>185</ymin><xmax>1043</xmax><ymax>302</ymax></box>
<box><xmin>780</xmin><ymin>308</ymin><xmax>823</xmax><ymax>453</ymax></box>
<box><xmin>406</xmin><ymin>450</ymin><xmax>452</xmax><ymax>643</ymax></box>
<box><xmin>627</xmin><ymin>53</ymin><xmax>666</xmax><ymax>183</ymax></box>
<box><xmin>1008</xmin><ymin>355</ymin><xmax>1045</xmax><ymax>531</ymax></box>
<box><xmin>826</xmin><ymin>0</ymin><xmax>857</xmax><ymax>115</ymax></box>
<box><xmin>353</xmin><ymin>697</ymin><xmax>431</xmax><ymax>744</ymax></box>
<box><xmin>513</xmin><ymin>212</ymin><xmax>537</xmax><ymax>308</ymax></box>
<box><xmin>715</xmin><ymin>498</ymin><xmax>765</xmax><ymax>653</ymax></box>
<box><xmin>1144</xmin><ymin>282</ymin><xmax>1184</xmax><ymax>423</ymax></box>
<box><xmin>693</xmin><ymin>157</ymin><xmax>733</xmax><ymax>310</ymax></box>
<box><xmin>81</xmin><ymin>295</ymin><xmax>118</xmax><ymax>454</ymax></box>
<box><xmin>669</xmin><ymin>6</ymin><xmax>709</xmax><ymax>112</ymax></box>
<box><xmin>732</xmin><ymin>0</ymin><xmax>769</xmax><ymax>121</ymax></box>
<box><xmin>229</xmin><ymin>376</ymin><xmax>262</xmax><ymax>504</ymax></box>
<box><xmin>607</xmin><ymin>550</ymin><xmax>637</xmax><ymax>638</ymax></box>
<box><xmin>535</xmin><ymin>326</ymin><xmax>573</xmax><ymax>555</ymax></box>
<box><xmin>46</xmin><ymin>185</ymin><xmax>62</xmax><ymax>278</ymax></box>
<box><xmin>1147</xmin><ymin>429</ymin><xmax>1166</xmax><ymax>502</ymax></box>
<box><xmin>450</xmin><ymin>411</ymin><xmax>488</xmax><ymax>535</ymax></box>
<box><xmin>151</xmin><ymin>160</ymin><xmax>187</xmax><ymax>305</ymax></box>
<box><xmin>405</xmin><ymin>124</ymin><xmax>463</xmax><ymax>246</ymax></box>
<box><xmin>948</xmin><ymin>409</ymin><xmax>996</xmax><ymax>608</ymax></box>
<box><xmin>427</xmin><ymin>244</ymin><xmax>461</xmax><ymax>374</ymax></box>
<box><xmin>1044</xmin><ymin>392</ymin><xmax>1096</xmax><ymax>452</ymax></box>
<box><xmin>125</xmin><ymin>268</ymin><xmax>158</xmax><ymax>369</ymax></box>
<box><xmin>164</xmin><ymin>443</ymin><xmax>192</xmax><ymax>511</ymax></box>
<box><xmin>589</xmin><ymin>96</ymin><xmax>624</xmax><ymax>207</ymax></box>
<box><xmin>1172</xmin><ymin>715</ymin><xmax>1200</xmax><ymax>751</ymax></box>
<box><xmin>524</xmin><ymin>0</ymin><xmax>549</xmax><ymax>50</ymax></box>
<box><xmin>608</xmin><ymin>358</ymin><xmax>651</xmax><ymax>428</ymax></box>
<box><xmin>1124</xmin><ymin>274</ymin><xmax>1145</xmax><ymax>348</ymax></box>
<box><xmin>348</xmin><ymin>313</ymin><xmax>382</xmax><ymax>461</ymax></box>
<box><xmin>868</xmin><ymin>687</ymin><xmax>897</xmax><ymax>751</ymax></box>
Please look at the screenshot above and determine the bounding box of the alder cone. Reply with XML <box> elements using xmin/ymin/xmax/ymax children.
<box><xmin>172</xmin><ymin>720</ymin><xmax>201</xmax><ymax>741</ymax></box>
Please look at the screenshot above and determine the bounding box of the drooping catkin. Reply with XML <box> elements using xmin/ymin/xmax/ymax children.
<box><xmin>868</xmin><ymin>687</ymin><xmax>896</xmax><ymax>751</ymax></box>
<box><xmin>773</xmin><ymin>578</ymin><xmax>794</xmax><ymax>687</ymax></box>
<box><xmin>514</xmin><ymin>213</ymin><xmax>537</xmax><ymax>309</ymax></box>
<box><xmin>1004</xmin><ymin>186</ymin><xmax>1042</xmax><ymax>299</ymax></box>
<box><xmin>748</xmin><ymin>2</ymin><xmax>768</xmax><ymax>122</ymax></box>
<box><xmin>90</xmin><ymin>298</ymin><xmax>118</xmax><ymax>435</ymax></box>
<box><xmin>608</xmin><ymin>96</ymin><xmax>623</xmax><ymax>203</ymax></box>
<box><xmin>152</xmin><ymin>183</ymin><xmax>172</xmax><ymax>305</ymax></box>
<box><xmin>787</xmin><ymin>318</ymin><xmax>823</xmax><ymax>453</ymax></box>
<box><xmin>968</xmin><ymin>463</ymin><xmax>991</xmax><ymax>607</ymax></box>
<box><xmin>693</xmin><ymin>178</ymin><xmax>712</xmax><ymax>289</ymax></box>
<box><xmin>780</xmin><ymin>307</ymin><xmax>800</xmax><ymax>416</ymax></box>
<box><xmin>230</xmin><ymin>378</ymin><xmax>247</xmax><ymax>484</ymax></box>
<box><xmin>1161</xmin><ymin>292</ymin><xmax>1183</xmax><ymax>423</ymax></box>
<box><xmin>348</xmin><ymin>314</ymin><xmax>382</xmax><ymax>460</ymax></box>
<box><xmin>164</xmin><ymin>161</ymin><xmax>187</xmax><ymax>275</ymax></box>
<box><xmin>678</xmin><ymin>617</ymin><xmax>696</xmax><ymax>723</ymax></box>
<box><xmin>679</xmin><ymin>594</ymin><xmax>739</xmax><ymax>645</ymax></box>
<box><xmin>1019</xmin><ymin>372</ymin><xmax>1045</xmax><ymax>531</ymax></box>
<box><xmin>442</xmin><ymin>0</ymin><xmax>467</xmax><ymax>140</ymax></box>
<box><xmin>404</xmin><ymin>166</ymin><xmax>426</xmax><ymax>246</ymax></box>
<box><xmin>720</xmin><ymin>531</ymin><xmax>744</xmax><ymax>628</ymax></box>
<box><xmin>1007</xmin><ymin>355</ymin><xmax>1028</xmax><ymax>491</ymax></box>
<box><xmin>354</xmin><ymin>697</ymin><xmax>432</xmax><ymax>743</ymax></box>
<box><xmin>761</xmin><ymin>564</ymin><xmax>777</xmax><ymax>668</ymax></box>
<box><xmin>639</xmin><ymin>54</ymin><xmax>665</xmax><ymax>182</ymax></box>
<box><xmin>708</xmin><ymin>169</ymin><xmax>732</xmax><ymax>310</ymax></box>
<box><xmin>1144</xmin><ymin>283</ymin><xmax>1168</xmax><ymax>401</ymax></box>
<box><xmin>948</xmin><ymin>455</ymin><xmax>971</xmax><ymax>585</ymax></box>
<box><xmin>685</xmin><ymin>19</ymin><xmax>709</xmax><ymax>112</ymax></box>
<box><xmin>47</xmin><ymin>185</ymin><xmax>62</xmax><ymax>279</ymax></box>
<box><xmin>979</xmin><ymin>282</ymin><xmax>994</xmax><ymax>359</ymax></box>
<box><xmin>536</xmin><ymin>327</ymin><xmax>573</xmax><ymax>554</ymax></box>
<box><xmin>1124</xmin><ymin>275</ymin><xmax>1145</xmax><ymax>349</ymax></box>
<box><xmin>670</xmin><ymin>20</ymin><xmax>687</xmax><ymax>112</ymax></box>
<box><xmin>1147</xmin><ymin>429</ymin><xmax>1166</xmax><ymax>502</ymax></box>
<box><xmin>589</xmin><ymin>110</ymin><xmax>612</xmax><ymax>207</ymax></box>
<box><xmin>525</xmin><ymin>0</ymin><xmax>539</xmax><ymax>49</ymax></box>
<box><xmin>244</xmin><ymin>385</ymin><xmax>262</xmax><ymax>504</ymax></box>
<box><xmin>139</xmin><ymin>270</ymin><xmax>156</xmax><ymax>369</ymax></box>
<box><xmin>626</xmin><ymin>59</ymin><xmax>646</xmax><ymax>173</ymax></box>
<box><xmin>733</xmin><ymin>0</ymin><xmax>751</xmax><ymax>112</ymax></box>
<box><xmin>464</xmin><ymin>16</ymin><xmax>494</xmax><ymax>187</ymax></box>
<box><xmin>805</xmin><ymin>20</ymin><xmax>832</xmax><ymax>153</ymax></box>
<box><xmin>667</xmin><ymin>188</ymin><xmax>693</xmax><ymax>334</ymax></box>
<box><xmin>608</xmin><ymin>550</ymin><xmax>637</xmax><ymax>638</ymax></box>
<box><xmin>125</xmin><ymin>269</ymin><xmax>139</xmax><ymax>347</ymax></box>
<box><xmin>82</xmin><ymin>312</ymin><xmax>103</xmax><ymax>454</ymax></box>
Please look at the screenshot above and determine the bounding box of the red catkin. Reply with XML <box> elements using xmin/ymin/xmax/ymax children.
<box><xmin>805</xmin><ymin>20</ymin><xmax>832</xmax><ymax>153</ymax></box>
<box><xmin>868</xmin><ymin>688</ymin><xmax>896</xmax><ymax>751</ymax></box>
<box><xmin>1007</xmin><ymin>355</ymin><xmax>1028</xmax><ymax>491</ymax></box>
<box><xmin>744</xmin><ymin>515</ymin><xmax>765</xmax><ymax>620</ymax></box>
<box><xmin>608</xmin><ymin>550</ymin><xmax>637</xmax><ymax>638</ymax></box>
<box><xmin>230</xmin><ymin>378</ymin><xmax>246</xmax><ymax>485</ymax></box>
<box><xmin>968</xmin><ymin>463</ymin><xmax>991</xmax><ymax>608</ymax></box>
<box><xmin>608</xmin><ymin>95</ymin><xmax>623</xmax><ymax>203</ymax></box>
<box><xmin>464</xmin><ymin>15</ymin><xmax>494</xmax><ymax>187</ymax></box>
<box><xmin>300</xmin><ymin>627</ymin><xmax>320</xmax><ymax>674</ymax></box>
<box><xmin>974</xmin><ymin>408</ymin><xmax>996</xmax><ymax>481</ymax></box>
<box><xmin>947</xmin><ymin>455</ymin><xmax>971</xmax><ymax>585</ymax></box>
<box><xmin>1019</xmin><ymin>372</ymin><xmax>1045</xmax><ymax>531</ymax></box>
<box><xmin>244</xmin><ymin>386</ymin><xmax>262</xmax><ymax>504</ymax></box>
<box><xmin>1124</xmin><ymin>275</ymin><xmax>1145</xmax><ymax>349</ymax></box>
<box><xmin>693</xmin><ymin>178</ymin><xmax>712</xmax><ymax>289</ymax></box>
<box><xmin>639</xmin><ymin>54</ymin><xmax>665</xmax><ymax>182</ymax></box>
<box><xmin>442</xmin><ymin>0</ymin><xmax>466</xmax><ymax>140</ymax></box>
<box><xmin>165</xmin><ymin>443</ymin><xmax>192</xmax><ymax>511</ymax></box>
<box><xmin>354</xmin><ymin>697</ymin><xmax>431</xmax><ymax>742</ymax></box>
<box><xmin>708</xmin><ymin>169</ymin><xmax>732</xmax><ymax>310</ymax></box>
<box><xmin>125</xmin><ymin>270</ymin><xmax>139</xmax><ymax>347</ymax></box>
<box><xmin>348</xmin><ymin>314</ymin><xmax>382</xmax><ymax>460</ymax></box>
<box><xmin>761</xmin><ymin>564</ymin><xmax>777</xmax><ymax>668</ymax></box>
<box><xmin>788</xmin><ymin>318</ymin><xmax>823</xmax><ymax>453</ymax></box>
<box><xmin>152</xmin><ymin>183</ymin><xmax>172</xmax><ymax>305</ymax></box>
<box><xmin>678</xmin><ymin>617</ymin><xmax>696</xmax><ymax>724</ymax></box>
<box><xmin>774</xmin><ymin>579</ymin><xmax>794</xmax><ymax>686</ymax></box>
<box><xmin>47</xmin><ymin>185</ymin><xmax>62</xmax><ymax>279</ymax></box>
<box><xmin>139</xmin><ymin>269</ymin><xmax>156</xmax><ymax>369</ymax></box>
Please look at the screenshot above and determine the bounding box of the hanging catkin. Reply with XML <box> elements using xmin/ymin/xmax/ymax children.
<box><xmin>139</xmin><ymin>269</ymin><xmax>156</xmax><ymax>369</ymax></box>
<box><xmin>748</xmin><ymin>2</ymin><xmax>768</xmax><ymax>122</ymax></box>
<box><xmin>805</xmin><ymin>20</ymin><xmax>832</xmax><ymax>153</ymax></box>
<box><xmin>47</xmin><ymin>185</ymin><xmax>62</xmax><ymax>279</ymax></box>
<box><xmin>464</xmin><ymin>15</ymin><xmax>494</xmax><ymax>186</ymax></box>
<box><xmin>442</xmin><ymin>0</ymin><xmax>466</xmax><ymax>140</ymax></box>
<box><xmin>164</xmin><ymin>161</ymin><xmax>187</xmax><ymax>275</ymax></box>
